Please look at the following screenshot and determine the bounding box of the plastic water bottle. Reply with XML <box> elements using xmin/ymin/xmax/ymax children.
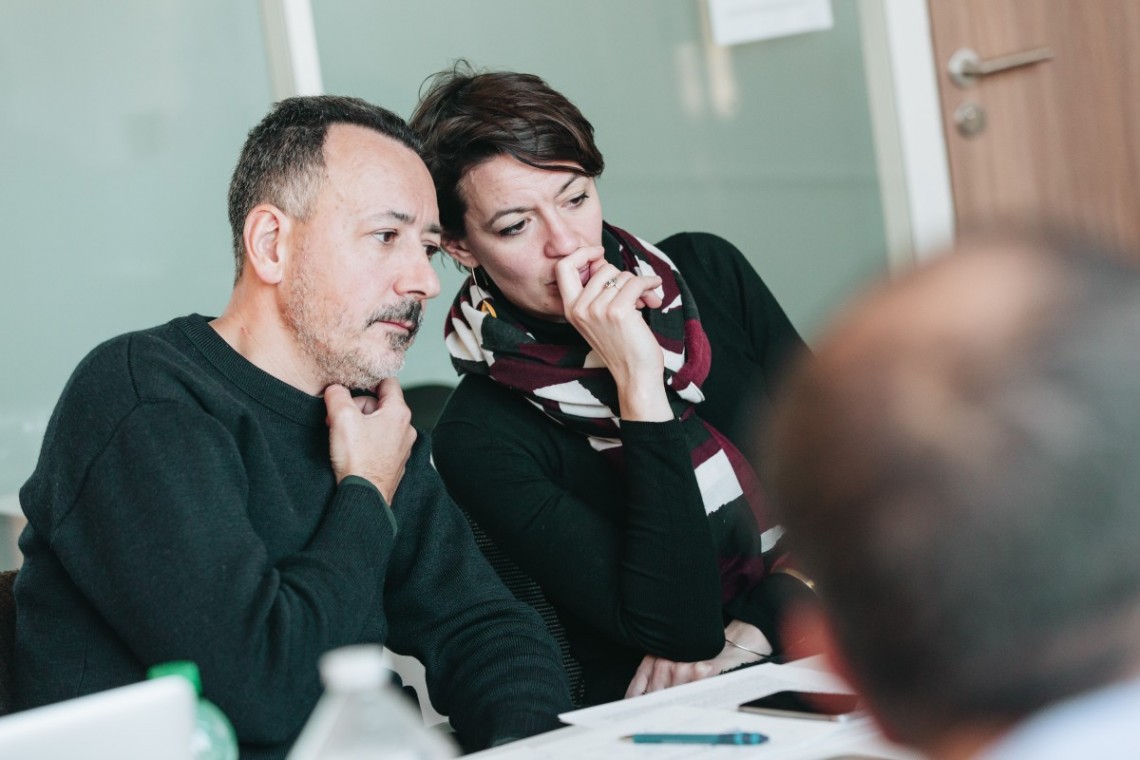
<box><xmin>287</xmin><ymin>644</ymin><xmax>456</xmax><ymax>760</ymax></box>
<box><xmin>148</xmin><ymin>661</ymin><xmax>239</xmax><ymax>760</ymax></box>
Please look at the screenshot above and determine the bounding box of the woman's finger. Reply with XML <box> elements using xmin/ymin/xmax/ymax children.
<box><xmin>554</xmin><ymin>246</ymin><xmax>606</xmax><ymax>307</ymax></box>
<box><xmin>576</xmin><ymin>262</ymin><xmax>623</xmax><ymax>301</ymax></box>
<box><xmin>607</xmin><ymin>274</ymin><xmax>662</xmax><ymax>312</ymax></box>
<box><xmin>647</xmin><ymin>657</ymin><xmax>676</xmax><ymax>693</ymax></box>
<box><xmin>624</xmin><ymin>656</ymin><xmax>655</xmax><ymax>698</ymax></box>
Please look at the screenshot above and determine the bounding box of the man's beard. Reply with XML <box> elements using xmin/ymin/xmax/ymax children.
<box><xmin>283</xmin><ymin>266</ymin><xmax>424</xmax><ymax>391</ymax></box>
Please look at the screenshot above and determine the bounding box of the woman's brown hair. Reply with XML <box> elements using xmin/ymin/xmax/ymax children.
<box><xmin>410</xmin><ymin>60</ymin><xmax>605</xmax><ymax>239</ymax></box>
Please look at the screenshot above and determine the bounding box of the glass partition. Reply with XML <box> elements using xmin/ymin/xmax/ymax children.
<box><xmin>312</xmin><ymin>0</ymin><xmax>888</xmax><ymax>386</ymax></box>
<box><xmin>0</xmin><ymin>1</ymin><xmax>274</xmax><ymax>566</ymax></box>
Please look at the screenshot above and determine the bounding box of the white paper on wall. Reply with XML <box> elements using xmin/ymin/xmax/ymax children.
<box><xmin>707</xmin><ymin>0</ymin><xmax>834</xmax><ymax>46</ymax></box>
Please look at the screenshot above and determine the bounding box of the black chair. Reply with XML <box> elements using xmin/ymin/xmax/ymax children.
<box><xmin>458</xmin><ymin>511</ymin><xmax>585</xmax><ymax>707</ymax></box>
<box><xmin>402</xmin><ymin>383</ymin><xmax>456</xmax><ymax>432</ymax></box>
<box><xmin>0</xmin><ymin>569</ymin><xmax>17</xmax><ymax>716</ymax></box>
<box><xmin>404</xmin><ymin>382</ymin><xmax>586</xmax><ymax>706</ymax></box>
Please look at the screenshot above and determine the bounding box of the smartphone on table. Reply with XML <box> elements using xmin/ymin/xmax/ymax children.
<box><xmin>738</xmin><ymin>690</ymin><xmax>862</xmax><ymax>722</ymax></box>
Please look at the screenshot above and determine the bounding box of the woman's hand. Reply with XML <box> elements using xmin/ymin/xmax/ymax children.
<box><xmin>623</xmin><ymin>621</ymin><xmax>773</xmax><ymax>698</ymax></box>
<box><xmin>554</xmin><ymin>247</ymin><xmax>671</xmax><ymax>421</ymax></box>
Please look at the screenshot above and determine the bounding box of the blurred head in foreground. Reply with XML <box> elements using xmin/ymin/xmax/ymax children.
<box><xmin>768</xmin><ymin>231</ymin><xmax>1140</xmax><ymax>759</ymax></box>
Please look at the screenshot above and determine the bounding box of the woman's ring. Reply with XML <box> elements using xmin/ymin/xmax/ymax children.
<box><xmin>603</xmin><ymin>277</ymin><xmax>618</xmax><ymax>289</ymax></box>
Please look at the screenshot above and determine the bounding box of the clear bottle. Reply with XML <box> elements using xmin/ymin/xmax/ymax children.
<box><xmin>147</xmin><ymin>660</ymin><xmax>239</xmax><ymax>760</ymax></box>
<box><xmin>287</xmin><ymin>644</ymin><xmax>456</xmax><ymax>760</ymax></box>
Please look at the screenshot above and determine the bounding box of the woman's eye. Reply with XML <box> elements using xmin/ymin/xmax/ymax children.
<box><xmin>568</xmin><ymin>192</ymin><xmax>589</xmax><ymax>207</ymax></box>
<box><xmin>373</xmin><ymin>230</ymin><xmax>397</xmax><ymax>244</ymax></box>
<box><xmin>499</xmin><ymin>220</ymin><xmax>526</xmax><ymax>237</ymax></box>
<box><xmin>424</xmin><ymin>244</ymin><xmax>441</xmax><ymax>259</ymax></box>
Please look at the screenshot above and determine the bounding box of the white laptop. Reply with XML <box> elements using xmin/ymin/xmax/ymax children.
<box><xmin>0</xmin><ymin>676</ymin><xmax>196</xmax><ymax>759</ymax></box>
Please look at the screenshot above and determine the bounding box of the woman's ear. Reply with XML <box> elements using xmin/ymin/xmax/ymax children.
<box><xmin>443</xmin><ymin>235</ymin><xmax>479</xmax><ymax>269</ymax></box>
<box><xmin>243</xmin><ymin>203</ymin><xmax>291</xmax><ymax>285</ymax></box>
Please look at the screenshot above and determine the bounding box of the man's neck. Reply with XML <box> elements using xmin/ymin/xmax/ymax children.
<box><xmin>211</xmin><ymin>292</ymin><xmax>322</xmax><ymax>396</ymax></box>
<box><xmin>924</xmin><ymin>722</ymin><xmax>1009</xmax><ymax>760</ymax></box>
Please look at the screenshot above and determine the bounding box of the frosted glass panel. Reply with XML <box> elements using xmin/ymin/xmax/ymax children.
<box><xmin>0</xmin><ymin>2</ymin><xmax>273</xmax><ymax>501</ymax></box>
<box><xmin>312</xmin><ymin>0</ymin><xmax>887</xmax><ymax>387</ymax></box>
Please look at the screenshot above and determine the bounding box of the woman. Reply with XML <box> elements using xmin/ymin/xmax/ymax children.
<box><xmin>410</xmin><ymin>63</ymin><xmax>815</xmax><ymax>706</ymax></box>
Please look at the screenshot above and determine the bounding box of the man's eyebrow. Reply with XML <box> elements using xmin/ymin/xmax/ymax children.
<box><xmin>367</xmin><ymin>210</ymin><xmax>440</xmax><ymax>235</ymax></box>
<box><xmin>369</xmin><ymin>210</ymin><xmax>415</xmax><ymax>224</ymax></box>
<box><xmin>484</xmin><ymin>176</ymin><xmax>582</xmax><ymax>229</ymax></box>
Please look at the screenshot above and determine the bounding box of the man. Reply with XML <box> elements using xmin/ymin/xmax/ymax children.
<box><xmin>768</xmin><ymin>232</ymin><xmax>1140</xmax><ymax>759</ymax></box>
<box><xmin>13</xmin><ymin>96</ymin><xmax>570</xmax><ymax>758</ymax></box>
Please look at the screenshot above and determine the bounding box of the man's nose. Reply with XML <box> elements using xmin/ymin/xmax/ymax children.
<box><xmin>397</xmin><ymin>247</ymin><xmax>441</xmax><ymax>300</ymax></box>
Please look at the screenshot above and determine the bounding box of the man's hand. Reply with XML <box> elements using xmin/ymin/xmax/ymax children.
<box><xmin>324</xmin><ymin>378</ymin><xmax>416</xmax><ymax>505</ymax></box>
<box><xmin>623</xmin><ymin>621</ymin><xmax>772</xmax><ymax>698</ymax></box>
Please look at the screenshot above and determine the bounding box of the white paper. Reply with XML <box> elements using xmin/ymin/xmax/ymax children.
<box><xmin>559</xmin><ymin>659</ymin><xmax>849</xmax><ymax>728</ymax></box>
<box><xmin>482</xmin><ymin>705</ymin><xmax>849</xmax><ymax>759</ymax></box>
<box><xmin>707</xmin><ymin>0</ymin><xmax>834</xmax><ymax>46</ymax></box>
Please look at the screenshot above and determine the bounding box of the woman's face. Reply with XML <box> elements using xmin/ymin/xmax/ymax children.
<box><xmin>446</xmin><ymin>154</ymin><xmax>603</xmax><ymax>321</ymax></box>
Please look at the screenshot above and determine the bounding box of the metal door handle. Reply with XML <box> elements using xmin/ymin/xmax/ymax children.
<box><xmin>948</xmin><ymin>47</ymin><xmax>1054</xmax><ymax>88</ymax></box>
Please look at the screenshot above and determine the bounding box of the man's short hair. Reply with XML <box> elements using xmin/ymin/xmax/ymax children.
<box><xmin>767</xmin><ymin>232</ymin><xmax>1140</xmax><ymax>747</ymax></box>
<box><xmin>226</xmin><ymin>95</ymin><xmax>422</xmax><ymax>280</ymax></box>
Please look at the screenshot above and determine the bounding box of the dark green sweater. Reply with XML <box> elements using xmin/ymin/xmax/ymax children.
<box><xmin>14</xmin><ymin>315</ymin><xmax>570</xmax><ymax>758</ymax></box>
<box><xmin>433</xmin><ymin>232</ymin><xmax>814</xmax><ymax>705</ymax></box>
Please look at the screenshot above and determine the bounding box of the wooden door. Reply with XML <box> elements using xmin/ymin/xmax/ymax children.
<box><xmin>926</xmin><ymin>1</ymin><xmax>1140</xmax><ymax>253</ymax></box>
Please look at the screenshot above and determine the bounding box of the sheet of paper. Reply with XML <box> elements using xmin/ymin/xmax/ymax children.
<box><xmin>707</xmin><ymin>0</ymin><xmax>833</xmax><ymax>46</ymax></box>
<box><xmin>485</xmin><ymin>705</ymin><xmax>852</xmax><ymax>759</ymax></box>
<box><xmin>559</xmin><ymin>660</ymin><xmax>849</xmax><ymax>728</ymax></box>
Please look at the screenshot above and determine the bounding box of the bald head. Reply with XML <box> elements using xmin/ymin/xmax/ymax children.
<box><xmin>768</xmin><ymin>233</ymin><xmax>1140</xmax><ymax>750</ymax></box>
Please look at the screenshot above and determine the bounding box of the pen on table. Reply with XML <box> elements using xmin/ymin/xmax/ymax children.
<box><xmin>623</xmin><ymin>732</ymin><xmax>768</xmax><ymax>745</ymax></box>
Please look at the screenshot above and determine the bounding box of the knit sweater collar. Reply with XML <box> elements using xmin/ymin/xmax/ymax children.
<box><xmin>175</xmin><ymin>314</ymin><xmax>328</xmax><ymax>427</ymax></box>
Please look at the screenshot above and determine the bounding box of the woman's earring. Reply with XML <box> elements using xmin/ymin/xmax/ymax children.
<box><xmin>468</xmin><ymin>266</ymin><xmax>497</xmax><ymax>318</ymax></box>
<box><xmin>472</xmin><ymin>266</ymin><xmax>492</xmax><ymax>292</ymax></box>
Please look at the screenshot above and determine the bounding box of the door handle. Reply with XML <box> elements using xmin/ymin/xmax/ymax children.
<box><xmin>948</xmin><ymin>47</ymin><xmax>1054</xmax><ymax>88</ymax></box>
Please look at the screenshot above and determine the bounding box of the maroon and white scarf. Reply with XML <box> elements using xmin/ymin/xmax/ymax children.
<box><xmin>445</xmin><ymin>222</ymin><xmax>784</xmax><ymax>603</ymax></box>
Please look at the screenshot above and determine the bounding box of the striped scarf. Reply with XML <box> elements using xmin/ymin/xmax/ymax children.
<box><xmin>444</xmin><ymin>222</ymin><xmax>783</xmax><ymax>604</ymax></box>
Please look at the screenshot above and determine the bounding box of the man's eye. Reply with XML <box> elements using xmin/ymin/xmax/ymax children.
<box><xmin>373</xmin><ymin>231</ymin><xmax>397</xmax><ymax>243</ymax></box>
<box><xmin>499</xmin><ymin>220</ymin><xmax>526</xmax><ymax>237</ymax></box>
<box><xmin>425</xmin><ymin>244</ymin><xmax>441</xmax><ymax>259</ymax></box>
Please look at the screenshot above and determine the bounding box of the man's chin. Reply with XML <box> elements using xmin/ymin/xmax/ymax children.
<box><xmin>328</xmin><ymin>355</ymin><xmax>407</xmax><ymax>391</ymax></box>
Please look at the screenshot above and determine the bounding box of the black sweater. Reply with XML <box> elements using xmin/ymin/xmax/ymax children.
<box><xmin>14</xmin><ymin>315</ymin><xmax>570</xmax><ymax>758</ymax></box>
<box><xmin>432</xmin><ymin>231</ymin><xmax>813</xmax><ymax>705</ymax></box>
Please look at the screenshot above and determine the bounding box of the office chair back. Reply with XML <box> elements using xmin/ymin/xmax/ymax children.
<box><xmin>458</xmin><ymin>513</ymin><xmax>585</xmax><ymax>707</ymax></box>
<box><xmin>402</xmin><ymin>383</ymin><xmax>455</xmax><ymax>432</ymax></box>
<box><xmin>0</xmin><ymin>569</ymin><xmax>17</xmax><ymax>716</ymax></box>
<box><xmin>403</xmin><ymin>382</ymin><xmax>585</xmax><ymax>706</ymax></box>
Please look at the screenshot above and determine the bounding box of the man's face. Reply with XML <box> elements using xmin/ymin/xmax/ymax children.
<box><xmin>282</xmin><ymin>124</ymin><xmax>442</xmax><ymax>391</ymax></box>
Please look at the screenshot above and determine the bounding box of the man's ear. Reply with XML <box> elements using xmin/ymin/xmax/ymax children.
<box><xmin>443</xmin><ymin>235</ymin><xmax>479</xmax><ymax>269</ymax></box>
<box><xmin>242</xmin><ymin>204</ymin><xmax>291</xmax><ymax>285</ymax></box>
<box><xmin>784</xmin><ymin>603</ymin><xmax>904</xmax><ymax>744</ymax></box>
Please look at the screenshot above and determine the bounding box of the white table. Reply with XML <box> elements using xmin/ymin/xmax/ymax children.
<box><xmin>470</xmin><ymin>658</ymin><xmax>920</xmax><ymax>760</ymax></box>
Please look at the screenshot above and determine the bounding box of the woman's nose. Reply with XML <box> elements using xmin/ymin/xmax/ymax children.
<box><xmin>544</xmin><ymin>214</ymin><xmax>580</xmax><ymax>258</ymax></box>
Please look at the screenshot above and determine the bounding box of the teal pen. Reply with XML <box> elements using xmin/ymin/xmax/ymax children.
<box><xmin>625</xmin><ymin>732</ymin><xmax>768</xmax><ymax>745</ymax></box>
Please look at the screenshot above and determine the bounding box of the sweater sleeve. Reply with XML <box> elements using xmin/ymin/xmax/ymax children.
<box><xmin>49</xmin><ymin>400</ymin><xmax>396</xmax><ymax>746</ymax></box>
<box><xmin>382</xmin><ymin>436</ymin><xmax>571</xmax><ymax>750</ymax></box>
<box><xmin>663</xmin><ymin>233</ymin><xmax>818</xmax><ymax>647</ymax></box>
<box><xmin>664</xmin><ymin>231</ymin><xmax>806</xmax><ymax>386</ymax></box>
<box><xmin>432</xmin><ymin>386</ymin><xmax>726</xmax><ymax>663</ymax></box>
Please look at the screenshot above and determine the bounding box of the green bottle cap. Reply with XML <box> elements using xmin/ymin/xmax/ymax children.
<box><xmin>147</xmin><ymin>660</ymin><xmax>203</xmax><ymax>696</ymax></box>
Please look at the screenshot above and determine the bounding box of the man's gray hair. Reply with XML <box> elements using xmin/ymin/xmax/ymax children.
<box><xmin>768</xmin><ymin>232</ymin><xmax>1140</xmax><ymax>746</ymax></box>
